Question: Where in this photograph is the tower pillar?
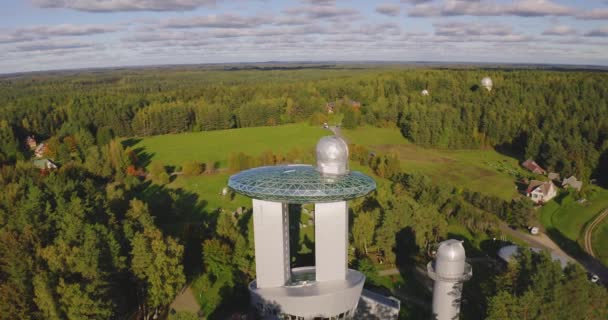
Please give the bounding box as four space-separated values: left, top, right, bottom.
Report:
252 199 291 288
314 201 348 282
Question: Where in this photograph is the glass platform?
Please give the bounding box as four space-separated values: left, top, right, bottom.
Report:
228 164 376 203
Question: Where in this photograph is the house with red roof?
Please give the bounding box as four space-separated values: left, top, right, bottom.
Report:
521 159 546 175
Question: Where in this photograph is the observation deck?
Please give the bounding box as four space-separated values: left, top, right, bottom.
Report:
228 164 376 204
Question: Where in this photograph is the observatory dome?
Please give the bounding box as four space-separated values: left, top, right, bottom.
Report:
481 77 493 90
436 239 466 262
316 136 349 176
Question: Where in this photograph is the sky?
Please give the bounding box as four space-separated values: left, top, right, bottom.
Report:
1 0 608 73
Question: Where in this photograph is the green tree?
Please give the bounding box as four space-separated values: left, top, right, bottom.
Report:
352 211 377 255
342 107 359 129
130 229 185 319
182 161 202 176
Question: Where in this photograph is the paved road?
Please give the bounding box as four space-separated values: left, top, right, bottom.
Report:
584 209 608 258
499 222 608 284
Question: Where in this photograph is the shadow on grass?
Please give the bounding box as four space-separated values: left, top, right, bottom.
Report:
131 146 155 169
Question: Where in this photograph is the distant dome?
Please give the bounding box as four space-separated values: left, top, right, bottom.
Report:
316 136 349 176
481 77 493 91
497 245 519 262
497 245 569 269
421 89 429 96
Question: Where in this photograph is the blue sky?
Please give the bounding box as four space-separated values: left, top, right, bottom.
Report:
1 0 607 73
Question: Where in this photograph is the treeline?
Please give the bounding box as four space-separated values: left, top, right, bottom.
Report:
1 68 606 184
399 173 535 229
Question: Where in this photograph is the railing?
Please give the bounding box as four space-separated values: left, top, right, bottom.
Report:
427 262 473 282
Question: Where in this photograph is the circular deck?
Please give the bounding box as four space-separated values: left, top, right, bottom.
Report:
228 164 376 203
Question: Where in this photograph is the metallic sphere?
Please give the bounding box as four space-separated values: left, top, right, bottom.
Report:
316 136 349 176
481 77 493 90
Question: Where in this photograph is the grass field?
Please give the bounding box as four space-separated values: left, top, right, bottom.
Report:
135 123 328 168
341 126 523 200
539 187 608 265
592 219 608 266
136 124 524 210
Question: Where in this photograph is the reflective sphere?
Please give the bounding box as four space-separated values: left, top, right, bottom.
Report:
481 77 493 90
316 136 349 176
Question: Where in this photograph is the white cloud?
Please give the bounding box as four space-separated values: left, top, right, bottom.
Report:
0 24 120 44
542 25 577 36
14 40 96 52
162 14 272 29
283 5 359 19
32 0 216 12
376 4 401 17
409 0 575 17
577 8 608 20
434 22 514 37
585 27 608 37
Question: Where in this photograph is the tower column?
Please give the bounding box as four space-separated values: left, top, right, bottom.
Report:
252 199 291 288
314 201 348 282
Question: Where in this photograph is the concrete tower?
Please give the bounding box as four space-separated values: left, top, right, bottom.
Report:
228 136 378 319
427 239 472 320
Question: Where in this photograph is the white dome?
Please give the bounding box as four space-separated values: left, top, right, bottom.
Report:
316 136 349 176
421 89 429 96
434 239 467 278
436 239 466 262
481 77 493 90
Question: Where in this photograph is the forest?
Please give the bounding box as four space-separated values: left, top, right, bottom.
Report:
1 67 607 184
0 66 607 319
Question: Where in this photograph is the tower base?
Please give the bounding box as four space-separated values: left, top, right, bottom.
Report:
250 267 364 319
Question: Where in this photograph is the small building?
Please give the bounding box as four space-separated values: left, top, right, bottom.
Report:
526 180 557 204
562 176 583 192
32 158 58 170
521 159 546 175
25 136 37 150
548 172 560 181
34 143 48 158
325 98 361 114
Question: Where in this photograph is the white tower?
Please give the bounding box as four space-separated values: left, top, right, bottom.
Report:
481 77 493 91
229 136 378 319
427 239 472 320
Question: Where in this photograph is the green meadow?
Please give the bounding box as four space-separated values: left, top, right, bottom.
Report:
134 124 527 212
135 123 329 168
342 126 524 200
592 220 608 266
539 187 608 264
